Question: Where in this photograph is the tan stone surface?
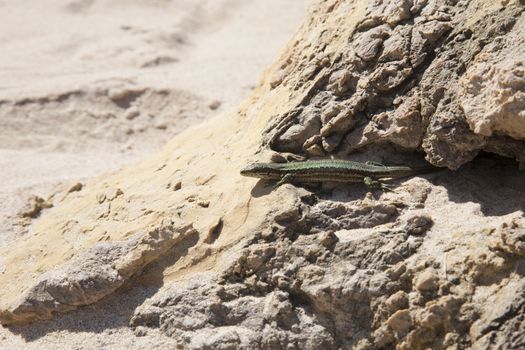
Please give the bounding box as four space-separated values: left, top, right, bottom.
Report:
2 0 525 349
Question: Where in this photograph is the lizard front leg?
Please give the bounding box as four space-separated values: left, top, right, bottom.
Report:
275 173 294 188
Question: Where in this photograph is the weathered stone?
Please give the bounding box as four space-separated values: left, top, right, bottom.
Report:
266 0 524 169
0 221 196 325
2 1 525 350
414 270 439 293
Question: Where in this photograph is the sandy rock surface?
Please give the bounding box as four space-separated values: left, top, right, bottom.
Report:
1 0 525 349
0 0 310 348
0 0 309 245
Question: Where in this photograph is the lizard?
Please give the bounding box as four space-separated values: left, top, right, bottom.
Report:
240 159 439 190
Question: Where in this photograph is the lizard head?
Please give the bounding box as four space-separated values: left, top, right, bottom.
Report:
240 162 282 179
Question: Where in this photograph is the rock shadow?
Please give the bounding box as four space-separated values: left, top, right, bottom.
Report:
436 157 525 217
246 155 524 217
250 179 273 198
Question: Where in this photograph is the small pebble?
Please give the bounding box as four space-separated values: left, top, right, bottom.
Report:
68 182 83 193
208 100 222 110
124 107 140 120
415 270 439 293
96 193 106 204
319 231 338 248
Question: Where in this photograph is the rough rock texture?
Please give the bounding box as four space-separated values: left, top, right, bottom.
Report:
128 187 525 349
2 0 525 349
264 0 525 169
460 17 525 141
130 188 435 349
0 220 196 325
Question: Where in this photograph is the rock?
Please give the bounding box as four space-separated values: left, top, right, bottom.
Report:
405 215 433 236
414 270 439 293
96 192 106 203
386 291 409 313
17 195 53 219
67 182 83 193
318 230 338 249
208 100 222 110
124 106 140 120
0 221 196 325
386 309 412 337
470 280 525 349
1 1 524 349
266 0 525 169
460 22 525 141
498 221 525 256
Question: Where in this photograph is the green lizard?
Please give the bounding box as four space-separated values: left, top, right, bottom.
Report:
240 159 438 190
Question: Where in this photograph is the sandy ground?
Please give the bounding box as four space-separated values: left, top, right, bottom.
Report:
0 0 310 243
0 0 309 348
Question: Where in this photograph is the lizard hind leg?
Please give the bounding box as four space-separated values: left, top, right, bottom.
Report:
363 176 394 192
363 176 381 189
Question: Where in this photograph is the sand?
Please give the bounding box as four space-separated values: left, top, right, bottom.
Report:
0 0 309 243
0 0 310 348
